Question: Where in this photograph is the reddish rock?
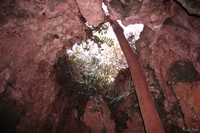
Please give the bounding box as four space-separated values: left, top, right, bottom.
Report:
173 82 200 129
0 0 200 132
176 0 200 16
135 0 200 131
76 0 104 27
113 68 145 133
106 0 170 29
82 96 115 133
0 0 85 132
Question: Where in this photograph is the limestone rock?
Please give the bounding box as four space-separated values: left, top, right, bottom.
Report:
176 0 200 16
76 0 104 27
135 1 200 131
1 0 200 132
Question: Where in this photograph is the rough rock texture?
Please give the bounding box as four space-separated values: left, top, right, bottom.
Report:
107 0 200 132
82 96 115 133
76 0 105 27
1 0 200 132
176 0 200 16
134 0 200 131
112 68 145 133
0 0 87 132
106 0 170 30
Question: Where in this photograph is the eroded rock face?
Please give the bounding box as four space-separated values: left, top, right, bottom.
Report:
76 0 105 27
176 0 200 16
0 0 86 132
82 96 115 133
135 0 200 131
106 0 170 30
1 0 200 132
107 0 200 131
112 68 145 133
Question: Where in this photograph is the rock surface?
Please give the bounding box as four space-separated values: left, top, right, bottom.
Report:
0 0 86 132
113 68 145 133
76 0 105 27
82 96 115 133
0 0 200 132
135 0 200 131
176 0 200 16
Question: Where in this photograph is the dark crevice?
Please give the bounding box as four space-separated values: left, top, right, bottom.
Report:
173 0 200 18
51 55 91 133
78 12 87 24
144 65 184 132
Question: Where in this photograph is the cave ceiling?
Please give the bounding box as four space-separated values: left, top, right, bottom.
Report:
0 0 200 132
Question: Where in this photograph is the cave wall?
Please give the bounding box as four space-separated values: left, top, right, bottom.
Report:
1 0 200 132
108 0 200 131
135 1 200 130
0 0 87 132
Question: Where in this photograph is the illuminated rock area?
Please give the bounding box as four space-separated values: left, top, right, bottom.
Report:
135 1 200 131
0 0 200 133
